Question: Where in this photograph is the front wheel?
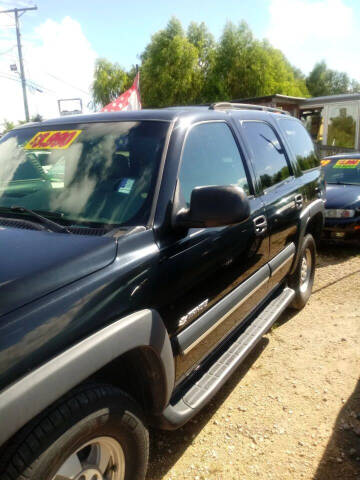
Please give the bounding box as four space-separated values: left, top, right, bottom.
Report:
0 384 149 480
288 233 316 310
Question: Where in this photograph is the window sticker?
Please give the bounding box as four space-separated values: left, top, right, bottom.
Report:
24 130 82 150
117 178 135 194
333 159 360 169
320 159 331 166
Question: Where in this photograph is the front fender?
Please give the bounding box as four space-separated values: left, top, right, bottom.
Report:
0 309 174 447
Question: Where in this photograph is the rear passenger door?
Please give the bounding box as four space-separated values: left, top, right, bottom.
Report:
240 120 303 288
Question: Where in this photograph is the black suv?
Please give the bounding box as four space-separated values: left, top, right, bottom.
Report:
0 103 324 480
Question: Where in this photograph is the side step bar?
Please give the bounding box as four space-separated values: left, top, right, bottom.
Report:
156 287 295 430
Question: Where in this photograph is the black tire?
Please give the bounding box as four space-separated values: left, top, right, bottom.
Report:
0 384 149 480
288 233 316 310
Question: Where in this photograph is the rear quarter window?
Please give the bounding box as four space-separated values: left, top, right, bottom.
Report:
279 118 319 171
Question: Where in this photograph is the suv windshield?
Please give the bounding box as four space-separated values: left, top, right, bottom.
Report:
322 157 360 186
0 121 168 227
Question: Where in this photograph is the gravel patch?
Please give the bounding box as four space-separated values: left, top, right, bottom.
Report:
147 244 360 480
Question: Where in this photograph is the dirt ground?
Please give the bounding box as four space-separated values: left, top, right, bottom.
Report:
147 244 360 480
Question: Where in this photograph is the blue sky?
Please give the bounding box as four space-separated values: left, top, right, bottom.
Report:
1 0 360 122
20 0 271 68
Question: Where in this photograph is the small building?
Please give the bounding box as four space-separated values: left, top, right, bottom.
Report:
236 93 360 157
233 94 306 118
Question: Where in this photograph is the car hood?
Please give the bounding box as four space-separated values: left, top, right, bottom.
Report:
0 227 117 317
325 184 360 209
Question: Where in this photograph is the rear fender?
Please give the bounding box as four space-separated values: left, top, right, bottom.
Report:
290 199 325 275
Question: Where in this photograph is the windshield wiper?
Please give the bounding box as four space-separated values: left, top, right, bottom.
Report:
8 206 70 233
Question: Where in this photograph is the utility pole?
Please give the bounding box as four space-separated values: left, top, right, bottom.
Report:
0 5 37 122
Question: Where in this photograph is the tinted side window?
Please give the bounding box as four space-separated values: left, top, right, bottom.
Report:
179 122 249 206
279 118 320 170
242 121 290 189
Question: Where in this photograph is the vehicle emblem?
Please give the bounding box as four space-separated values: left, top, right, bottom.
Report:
178 299 209 327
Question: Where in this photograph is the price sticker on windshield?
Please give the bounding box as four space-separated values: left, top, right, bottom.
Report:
320 159 331 166
24 130 82 150
333 159 360 169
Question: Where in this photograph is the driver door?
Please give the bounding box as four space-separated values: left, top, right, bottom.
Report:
156 121 269 383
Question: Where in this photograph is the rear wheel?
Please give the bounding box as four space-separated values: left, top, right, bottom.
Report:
288 233 316 310
0 384 149 480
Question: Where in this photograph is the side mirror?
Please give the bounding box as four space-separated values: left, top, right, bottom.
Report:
174 185 250 229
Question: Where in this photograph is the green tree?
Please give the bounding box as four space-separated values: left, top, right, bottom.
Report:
92 58 129 108
211 21 254 100
2 119 15 134
1 115 44 135
212 21 308 101
187 21 217 102
350 78 360 93
140 17 200 107
327 112 356 148
31 114 43 122
94 18 354 109
259 42 308 97
306 61 352 97
187 21 215 72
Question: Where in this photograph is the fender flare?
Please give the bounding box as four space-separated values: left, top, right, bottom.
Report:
0 309 174 447
290 198 325 275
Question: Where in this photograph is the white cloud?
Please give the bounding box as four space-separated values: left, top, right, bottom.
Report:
0 13 97 126
266 0 360 80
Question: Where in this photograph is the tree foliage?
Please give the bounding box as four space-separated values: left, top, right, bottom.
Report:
306 61 360 97
327 113 356 148
212 22 308 100
1 114 43 134
2 119 15 134
140 18 200 107
92 58 130 108
187 21 215 75
187 21 216 102
31 114 43 122
91 18 360 109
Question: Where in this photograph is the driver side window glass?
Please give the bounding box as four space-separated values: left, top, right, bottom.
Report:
179 122 249 207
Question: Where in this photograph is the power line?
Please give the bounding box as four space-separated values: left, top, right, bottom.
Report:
0 9 15 26
1 56 86 99
0 72 19 81
45 71 90 95
0 5 37 121
0 45 16 55
0 69 55 95
21 49 90 96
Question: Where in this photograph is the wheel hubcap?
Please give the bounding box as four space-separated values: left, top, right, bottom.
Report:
76 468 102 480
53 436 125 480
299 248 312 293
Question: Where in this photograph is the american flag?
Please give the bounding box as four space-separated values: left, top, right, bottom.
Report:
101 72 141 112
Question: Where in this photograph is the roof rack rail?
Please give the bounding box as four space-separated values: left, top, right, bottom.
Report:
209 102 289 115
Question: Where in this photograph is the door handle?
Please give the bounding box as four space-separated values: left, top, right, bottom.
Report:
253 215 267 236
294 194 303 209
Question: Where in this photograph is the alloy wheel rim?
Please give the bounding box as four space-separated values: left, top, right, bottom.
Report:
299 248 312 293
52 436 125 480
